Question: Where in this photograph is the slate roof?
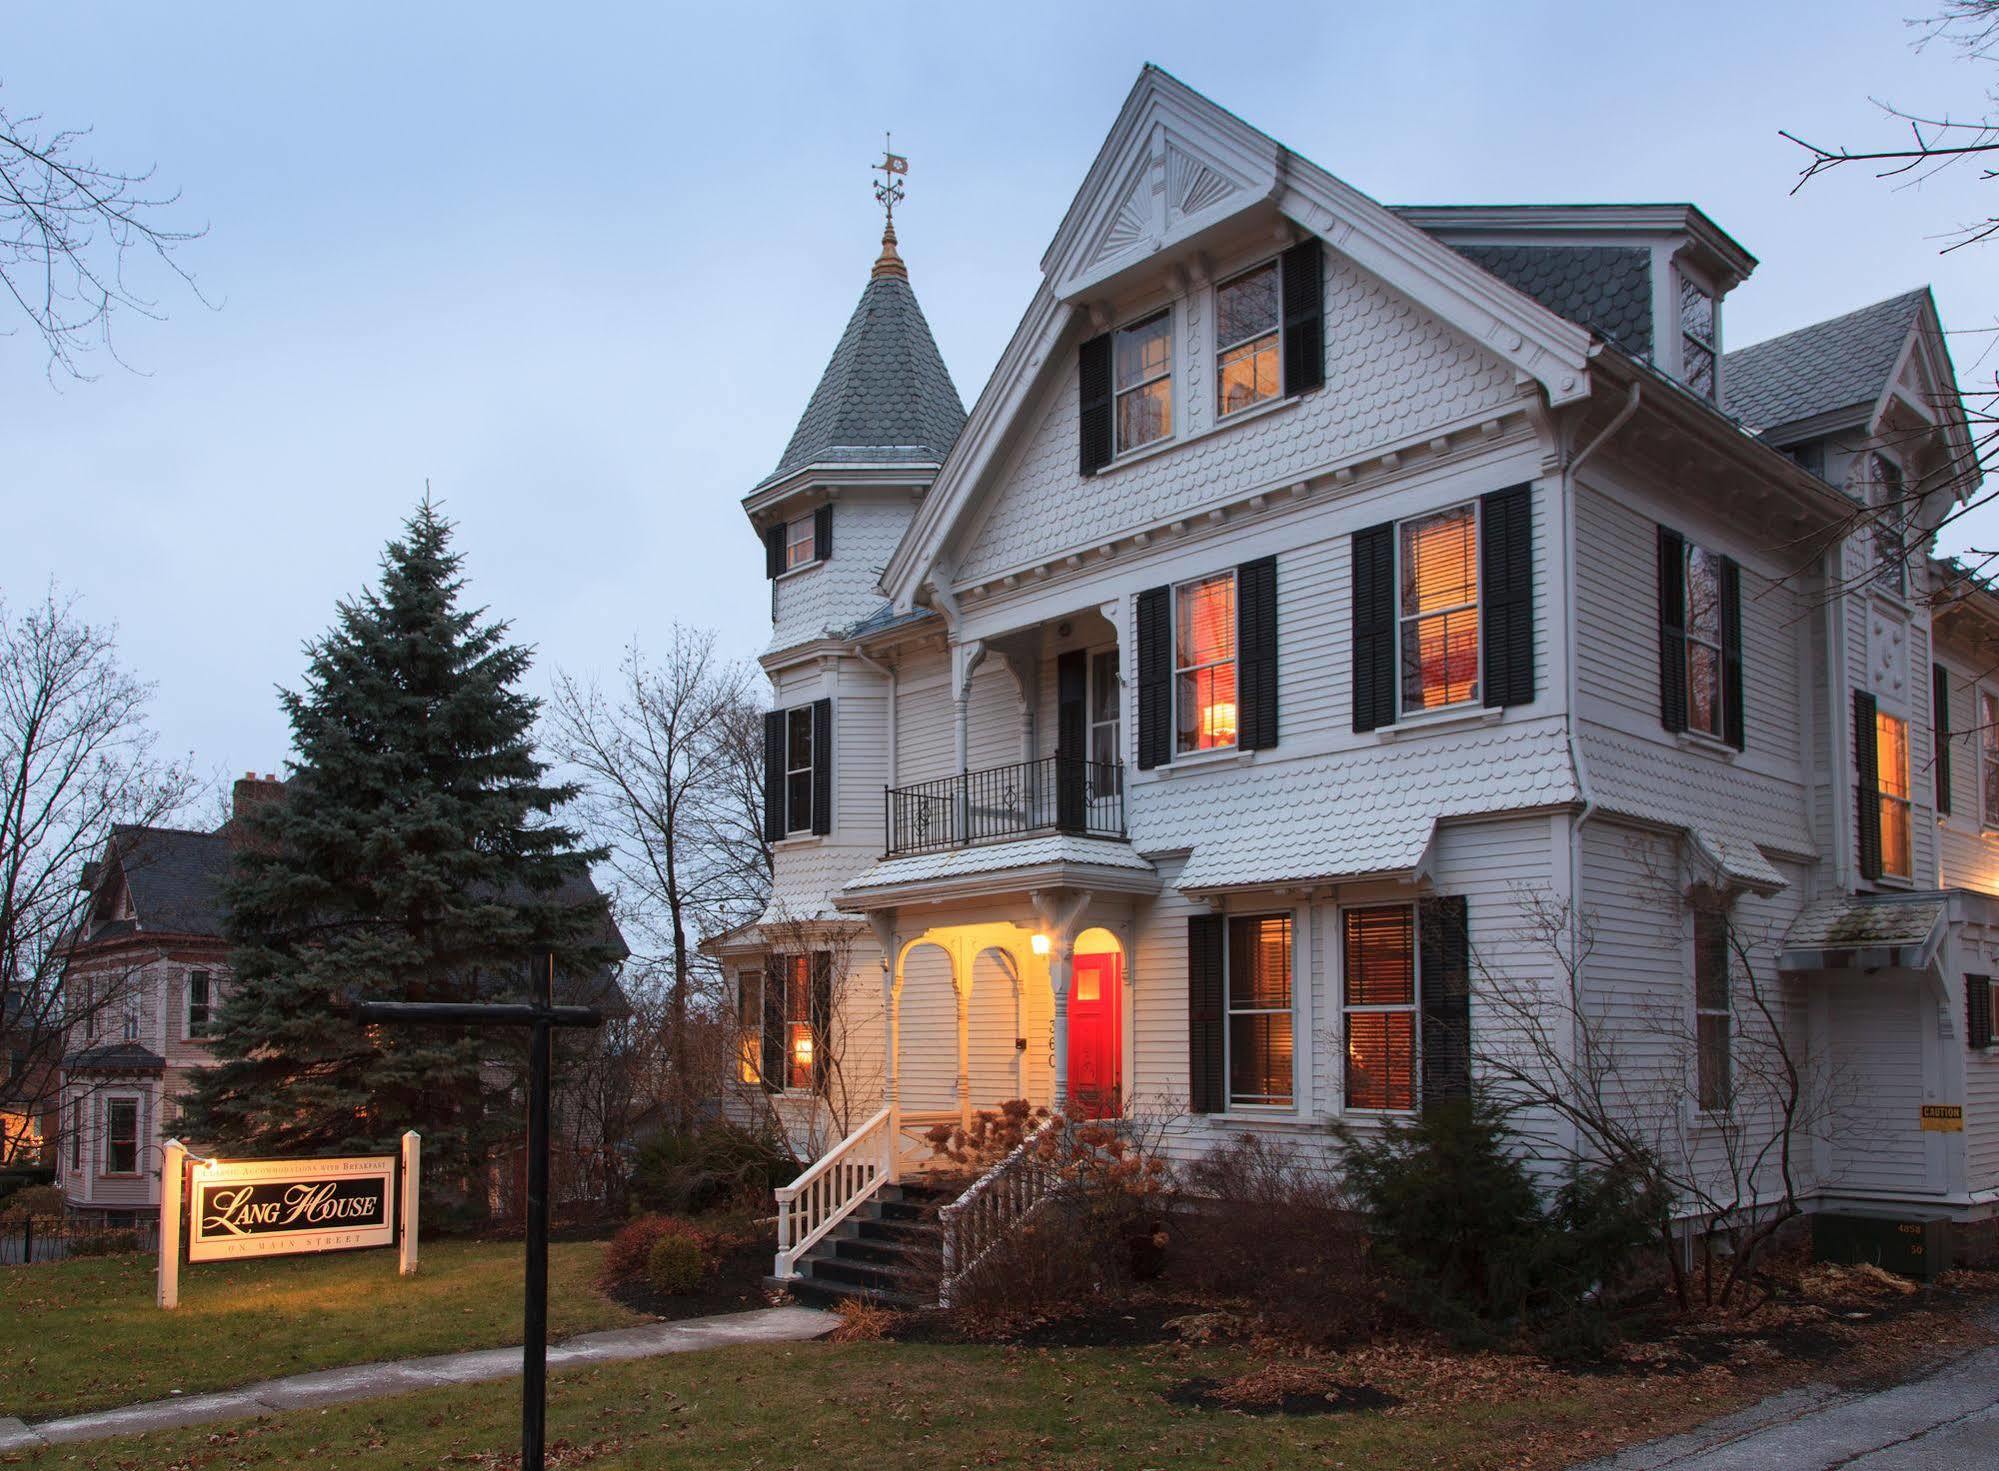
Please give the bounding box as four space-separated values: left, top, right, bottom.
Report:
1722 288 1930 437
1779 891 1948 972
61 1042 166 1074
109 826 234 937
1445 244 1654 358
758 255 966 490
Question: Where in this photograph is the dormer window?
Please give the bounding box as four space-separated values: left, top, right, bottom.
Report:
1114 311 1172 453
1679 275 1717 400
1216 261 1280 417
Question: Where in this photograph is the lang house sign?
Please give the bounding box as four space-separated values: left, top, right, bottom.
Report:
188 1154 396 1262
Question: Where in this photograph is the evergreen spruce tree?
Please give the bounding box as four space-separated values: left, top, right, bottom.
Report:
182 501 610 1204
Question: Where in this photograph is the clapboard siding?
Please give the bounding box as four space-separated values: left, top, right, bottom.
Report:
897 942 959 1114
1826 978 1933 1197
967 948 1023 1105
893 651 955 789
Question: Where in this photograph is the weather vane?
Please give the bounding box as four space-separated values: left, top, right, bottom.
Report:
873 133 908 225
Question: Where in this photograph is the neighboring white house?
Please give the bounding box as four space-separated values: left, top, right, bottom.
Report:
713 67 1995 1280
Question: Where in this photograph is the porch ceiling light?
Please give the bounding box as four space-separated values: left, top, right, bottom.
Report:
1030 933 1051 957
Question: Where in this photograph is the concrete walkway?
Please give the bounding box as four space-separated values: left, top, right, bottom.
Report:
0 1303 835 1453
1578 1309 1999 1470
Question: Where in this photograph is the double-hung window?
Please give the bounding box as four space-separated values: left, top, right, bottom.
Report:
1680 276 1717 399
1694 905 1732 1111
68 1099 81 1171
784 707 814 835
1684 541 1726 738
1877 709 1914 879
736 971 764 1085
1983 691 1999 829
186 971 211 1040
1343 906 1417 1111
1113 311 1172 453
1089 650 1121 795
1216 261 1280 416
104 1097 139 1175
785 515 816 572
1225 914 1293 1108
781 955 814 1091
1174 572 1237 753
1399 505 1481 713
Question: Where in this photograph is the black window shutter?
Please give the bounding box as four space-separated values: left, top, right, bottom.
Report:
764 524 786 580
810 952 833 1093
1056 650 1087 830
1479 484 1535 708
1657 526 1688 732
1855 691 1882 881
1967 976 1994 1050
1934 663 1953 816
1136 586 1171 769
1187 914 1225 1113
1279 236 1325 396
1351 522 1395 731
762 710 786 843
810 698 833 837
1078 332 1114 476
812 504 833 563
1418 895 1471 1108
760 969 785 1093
1237 555 1279 749
1720 556 1745 750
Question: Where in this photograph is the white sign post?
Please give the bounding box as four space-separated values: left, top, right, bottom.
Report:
158 1138 186 1310
399 1130 421 1276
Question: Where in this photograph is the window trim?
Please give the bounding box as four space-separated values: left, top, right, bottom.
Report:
184 969 212 1041
101 1093 141 1178
1214 258 1282 421
1111 308 1174 456
1982 688 1999 833
1340 902 1420 1116
1222 911 1297 1112
1693 904 1733 1114
782 514 817 575
1395 500 1484 719
1877 708 1915 881
783 705 814 837
1172 569 1239 756
779 953 817 1095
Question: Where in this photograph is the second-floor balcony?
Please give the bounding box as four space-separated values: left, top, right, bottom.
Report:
884 756 1126 858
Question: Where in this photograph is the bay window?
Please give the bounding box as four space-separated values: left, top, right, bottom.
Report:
1877 709 1913 879
1175 572 1238 753
736 971 764 1085
781 955 814 1091
1399 505 1481 712
1684 541 1726 738
1225 914 1293 1108
104 1096 139 1175
1216 261 1280 416
1343 906 1417 1111
1113 311 1172 453
1694 905 1732 1111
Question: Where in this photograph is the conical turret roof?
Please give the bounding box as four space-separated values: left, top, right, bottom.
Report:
758 224 966 489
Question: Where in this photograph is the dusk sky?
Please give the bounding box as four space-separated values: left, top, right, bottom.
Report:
6 1 1995 800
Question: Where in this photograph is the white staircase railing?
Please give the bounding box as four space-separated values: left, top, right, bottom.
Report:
937 1116 1062 1307
773 1105 893 1280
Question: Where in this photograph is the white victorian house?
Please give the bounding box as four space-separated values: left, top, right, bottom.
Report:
712 67 1996 1299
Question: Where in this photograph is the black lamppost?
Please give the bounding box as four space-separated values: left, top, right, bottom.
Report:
354 954 601 1471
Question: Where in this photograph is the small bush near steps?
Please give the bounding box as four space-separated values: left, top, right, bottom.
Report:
645 1233 707 1295
600 1215 714 1291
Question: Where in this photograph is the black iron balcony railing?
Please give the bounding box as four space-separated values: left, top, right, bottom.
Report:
884 756 1126 858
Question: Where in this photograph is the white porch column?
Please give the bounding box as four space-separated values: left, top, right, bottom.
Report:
1049 936 1075 1116
955 977 973 1132
868 910 902 1181
952 642 987 842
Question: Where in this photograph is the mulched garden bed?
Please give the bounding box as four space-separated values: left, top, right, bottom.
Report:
604 1231 778 1321
1167 1370 1402 1416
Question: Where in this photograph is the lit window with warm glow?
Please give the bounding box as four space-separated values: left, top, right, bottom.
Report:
1226 914 1293 1108
1216 261 1280 416
1398 505 1480 713
785 956 815 1091
1175 572 1237 754
1114 311 1172 453
1877 710 1913 879
1343 906 1416 1112
736 971 763 1085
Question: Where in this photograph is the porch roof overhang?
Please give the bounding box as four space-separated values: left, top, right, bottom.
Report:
833 835 1159 914
1778 891 1953 975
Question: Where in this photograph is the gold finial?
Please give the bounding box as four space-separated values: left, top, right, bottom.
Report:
871 134 910 281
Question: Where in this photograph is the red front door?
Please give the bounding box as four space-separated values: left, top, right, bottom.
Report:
1067 952 1122 1118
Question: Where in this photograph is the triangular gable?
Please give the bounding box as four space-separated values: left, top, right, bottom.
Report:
881 65 1594 610
1873 291 1981 506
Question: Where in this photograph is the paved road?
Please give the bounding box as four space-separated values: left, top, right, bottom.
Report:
1579 1311 1999 1470
0 1303 835 1452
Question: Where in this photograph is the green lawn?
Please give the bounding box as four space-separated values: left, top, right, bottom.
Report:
0 1338 1666 1471
0 1238 640 1420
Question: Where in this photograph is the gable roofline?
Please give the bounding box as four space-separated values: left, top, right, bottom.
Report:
1392 203 1757 290
1877 291 1981 507
880 66 1594 609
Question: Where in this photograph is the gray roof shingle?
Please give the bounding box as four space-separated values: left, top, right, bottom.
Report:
1445 244 1654 358
760 265 966 489
1722 288 1930 437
